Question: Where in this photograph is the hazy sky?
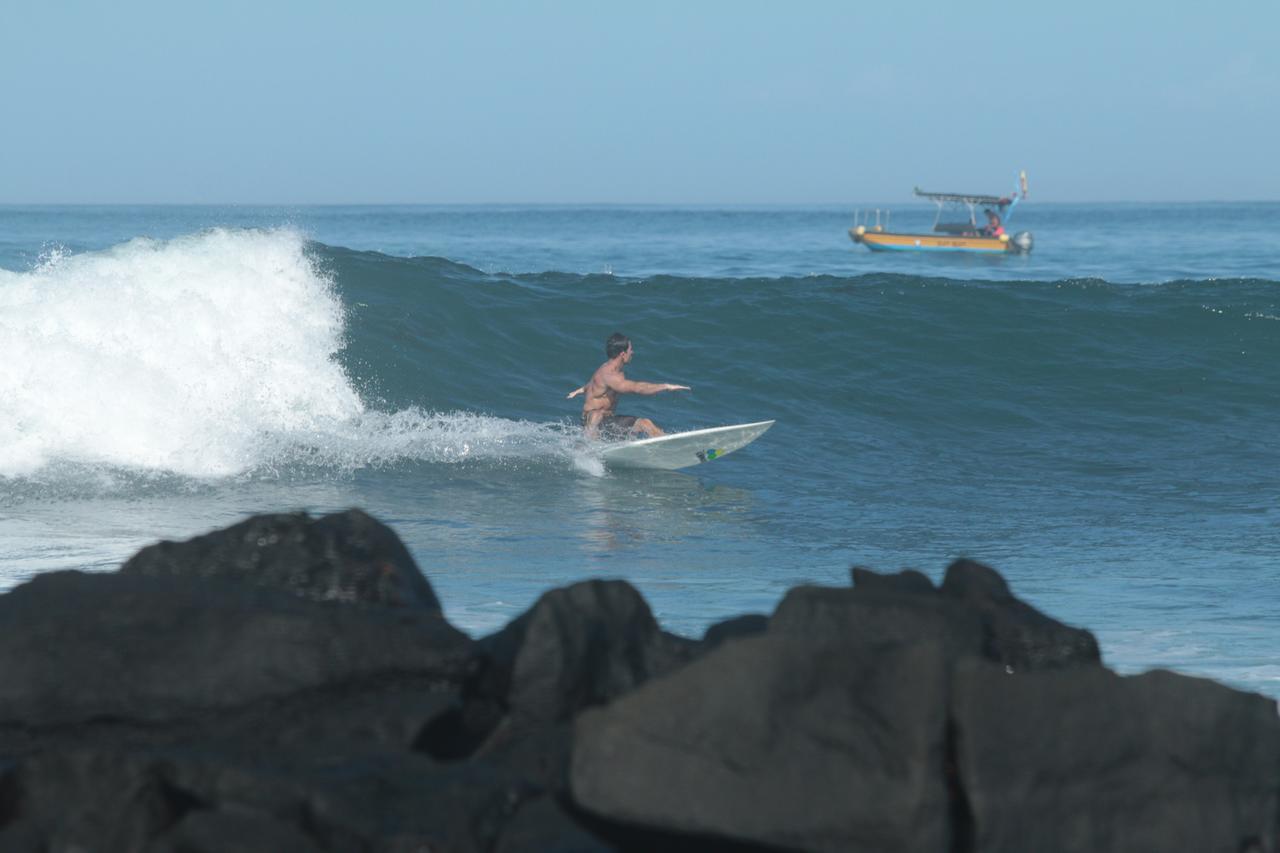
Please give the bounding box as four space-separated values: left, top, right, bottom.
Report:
4 1 1276 203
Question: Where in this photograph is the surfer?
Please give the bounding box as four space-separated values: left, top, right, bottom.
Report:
567 333 690 439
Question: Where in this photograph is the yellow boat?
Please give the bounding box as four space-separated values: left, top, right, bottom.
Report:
850 171 1033 255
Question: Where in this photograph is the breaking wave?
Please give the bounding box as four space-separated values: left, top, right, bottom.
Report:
0 229 581 485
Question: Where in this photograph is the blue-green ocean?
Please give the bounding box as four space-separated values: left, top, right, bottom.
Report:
2 203 1278 696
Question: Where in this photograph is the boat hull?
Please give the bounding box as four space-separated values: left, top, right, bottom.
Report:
849 228 1019 254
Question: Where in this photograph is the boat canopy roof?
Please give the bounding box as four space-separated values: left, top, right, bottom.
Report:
913 188 1013 206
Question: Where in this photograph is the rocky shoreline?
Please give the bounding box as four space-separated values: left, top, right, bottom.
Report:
1 509 1275 852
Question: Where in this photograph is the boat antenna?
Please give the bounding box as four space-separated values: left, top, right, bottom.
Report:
1020 170 1029 199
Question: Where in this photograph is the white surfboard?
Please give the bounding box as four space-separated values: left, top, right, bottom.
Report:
600 420 775 470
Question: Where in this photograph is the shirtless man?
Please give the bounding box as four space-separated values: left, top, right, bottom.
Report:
567 333 690 439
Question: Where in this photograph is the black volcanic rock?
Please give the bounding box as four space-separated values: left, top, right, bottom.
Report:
771 582 987 657
837 560 1101 672
493 794 615 853
701 613 769 649
0 749 197 853
207 679 462 756
2 509 1274 853
463 580 699 793
1 746 555 853
940 558 1101 671
0 570 475 727
571 631 952 852
476 579 698 727
850 565 936 595
150 808 320 853
121 509 440 609
952 661 1280 853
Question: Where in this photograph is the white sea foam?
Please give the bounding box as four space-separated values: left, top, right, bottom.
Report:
0 229 580 482
253 408 585 473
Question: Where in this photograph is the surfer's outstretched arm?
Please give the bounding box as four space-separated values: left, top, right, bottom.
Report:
566 386 585 399
608 378 690 395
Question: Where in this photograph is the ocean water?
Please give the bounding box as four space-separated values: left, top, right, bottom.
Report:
2 203 1278 696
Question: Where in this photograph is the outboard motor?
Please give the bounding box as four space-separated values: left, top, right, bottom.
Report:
1011 231 1034 253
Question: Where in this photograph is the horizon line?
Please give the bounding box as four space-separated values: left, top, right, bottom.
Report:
2 198 1279 207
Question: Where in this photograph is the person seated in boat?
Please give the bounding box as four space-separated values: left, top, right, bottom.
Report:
566 332 690 439
982 209 1006 237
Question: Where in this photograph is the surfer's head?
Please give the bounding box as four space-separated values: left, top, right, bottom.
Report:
606 333 632 360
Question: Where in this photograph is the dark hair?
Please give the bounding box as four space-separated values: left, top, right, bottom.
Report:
606 333 631 359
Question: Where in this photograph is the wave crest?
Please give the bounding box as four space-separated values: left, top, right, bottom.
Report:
0 229 361 478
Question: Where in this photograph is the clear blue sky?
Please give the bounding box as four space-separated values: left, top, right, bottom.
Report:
4 1 1276 203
